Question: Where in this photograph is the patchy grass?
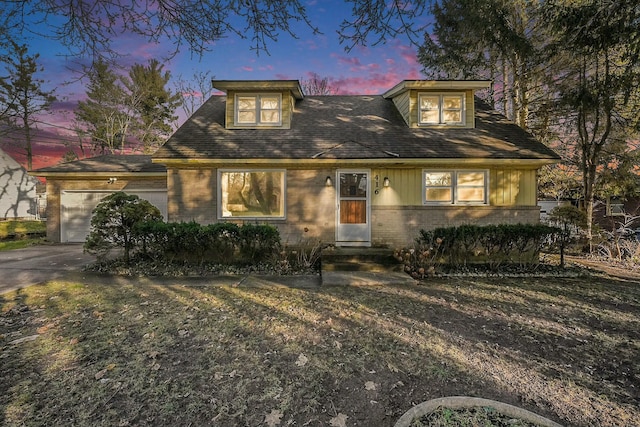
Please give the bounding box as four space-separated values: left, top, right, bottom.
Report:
1 274 638 426
0 221 46 238
0 221 46 251
410 406 539 426
0 238 46 252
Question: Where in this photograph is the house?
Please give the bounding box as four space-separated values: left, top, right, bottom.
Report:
34 79 560 247
0 147 40 220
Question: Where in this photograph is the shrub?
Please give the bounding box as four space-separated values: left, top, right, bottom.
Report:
404 223 560 276
238 223 281 263
134 220 279 265
84 192 163 264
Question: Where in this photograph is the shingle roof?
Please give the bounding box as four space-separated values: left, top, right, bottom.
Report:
33 154 166 174
154 94 559 162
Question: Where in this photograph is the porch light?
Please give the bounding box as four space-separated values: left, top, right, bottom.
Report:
383 177 390 187
108 177 118 184
325 176 333 187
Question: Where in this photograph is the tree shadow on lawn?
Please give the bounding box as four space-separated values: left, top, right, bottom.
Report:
1 275 638 427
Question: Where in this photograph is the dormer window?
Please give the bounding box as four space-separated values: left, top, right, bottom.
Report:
236 94 282 126
418 93 465 125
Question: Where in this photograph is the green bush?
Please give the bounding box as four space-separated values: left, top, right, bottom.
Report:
135 220 279 265
402 223 560 276
84 192 163 264
238 223 281 263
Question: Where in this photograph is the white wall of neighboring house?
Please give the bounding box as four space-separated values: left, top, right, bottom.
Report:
0 147 39 219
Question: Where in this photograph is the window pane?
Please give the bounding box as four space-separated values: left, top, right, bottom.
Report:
339 173 367 197
425 172 451 186
426 188 452 202
421 110 439 123
420 96 439 109
443 111 461 123
238 111 256 123
261 110 280 123
457 172 485 186
238 97 256 109
443 96 461 109
457 187 485 202
261 97 279 109
220 171 284 218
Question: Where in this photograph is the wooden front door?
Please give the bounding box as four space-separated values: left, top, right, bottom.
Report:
336 170 371 246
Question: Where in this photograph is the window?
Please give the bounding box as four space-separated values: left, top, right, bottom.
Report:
219 170 285 218
424 170 488 205
418 93 464 125
606 197 625 216
236 94 281 125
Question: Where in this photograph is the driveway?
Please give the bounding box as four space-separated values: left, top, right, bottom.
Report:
0 244 96 294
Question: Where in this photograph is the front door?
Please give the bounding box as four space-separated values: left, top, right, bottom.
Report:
336 170 371 246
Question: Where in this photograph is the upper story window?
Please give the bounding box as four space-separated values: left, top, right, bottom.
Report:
236 94 282 126
418 93 465 125
424 170 488 205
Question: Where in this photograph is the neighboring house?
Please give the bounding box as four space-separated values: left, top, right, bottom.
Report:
33 155 167 242
594 196 640 234
33 79 560 246
0 147 39 220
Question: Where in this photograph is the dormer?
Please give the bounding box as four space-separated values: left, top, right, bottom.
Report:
383 80 491 129
212 80 304 130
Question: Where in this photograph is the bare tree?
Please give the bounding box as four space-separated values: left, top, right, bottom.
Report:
301 73 337 95
2 1 433 60
174 71 215 120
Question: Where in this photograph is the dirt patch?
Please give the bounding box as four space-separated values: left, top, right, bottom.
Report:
1 268 638 426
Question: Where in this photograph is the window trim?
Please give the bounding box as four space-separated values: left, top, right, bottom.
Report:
234 93 282 126
418 93 465 126
218 169 287 219
423 169 489 205
606 197 625 217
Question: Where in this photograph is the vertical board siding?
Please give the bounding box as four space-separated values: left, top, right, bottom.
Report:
490 169 537 206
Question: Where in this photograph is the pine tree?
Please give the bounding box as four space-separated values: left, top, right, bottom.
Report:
0 41 56 170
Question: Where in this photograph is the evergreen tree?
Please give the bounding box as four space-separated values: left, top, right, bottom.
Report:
123 59 182 153
75 59 181 154
0 41 56 170
544 0 640 246
75 59 130 155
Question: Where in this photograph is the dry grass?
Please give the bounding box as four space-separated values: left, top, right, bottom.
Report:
1 272 638 426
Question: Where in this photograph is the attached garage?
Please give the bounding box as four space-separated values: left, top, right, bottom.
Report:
31 155 167 243
61 190 168 243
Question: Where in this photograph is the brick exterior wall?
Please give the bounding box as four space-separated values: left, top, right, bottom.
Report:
371 205 541 248
167 168 217 224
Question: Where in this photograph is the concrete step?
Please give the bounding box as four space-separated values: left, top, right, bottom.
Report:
320 247 415 286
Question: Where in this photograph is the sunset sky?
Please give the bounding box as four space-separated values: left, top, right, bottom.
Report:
2 1 427 169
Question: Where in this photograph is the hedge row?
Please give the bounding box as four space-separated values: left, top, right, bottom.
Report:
398 224 560 276
137 221 281 264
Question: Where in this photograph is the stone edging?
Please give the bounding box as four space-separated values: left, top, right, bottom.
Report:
394 396 563 427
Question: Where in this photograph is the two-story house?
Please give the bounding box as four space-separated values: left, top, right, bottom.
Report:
34 79 559 246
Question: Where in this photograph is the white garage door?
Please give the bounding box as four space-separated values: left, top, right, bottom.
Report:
61 190 168 243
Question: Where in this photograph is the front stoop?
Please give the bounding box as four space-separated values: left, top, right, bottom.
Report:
320 247 417 286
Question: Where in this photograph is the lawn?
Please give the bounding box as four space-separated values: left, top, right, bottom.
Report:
1 272 638 426
0 221 46 251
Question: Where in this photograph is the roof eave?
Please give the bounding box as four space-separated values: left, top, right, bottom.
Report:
383 80 493 99
153 157 558 168
212 79 304 100
30 171 167 178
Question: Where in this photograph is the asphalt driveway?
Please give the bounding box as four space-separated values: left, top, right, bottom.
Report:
0 244 95 294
